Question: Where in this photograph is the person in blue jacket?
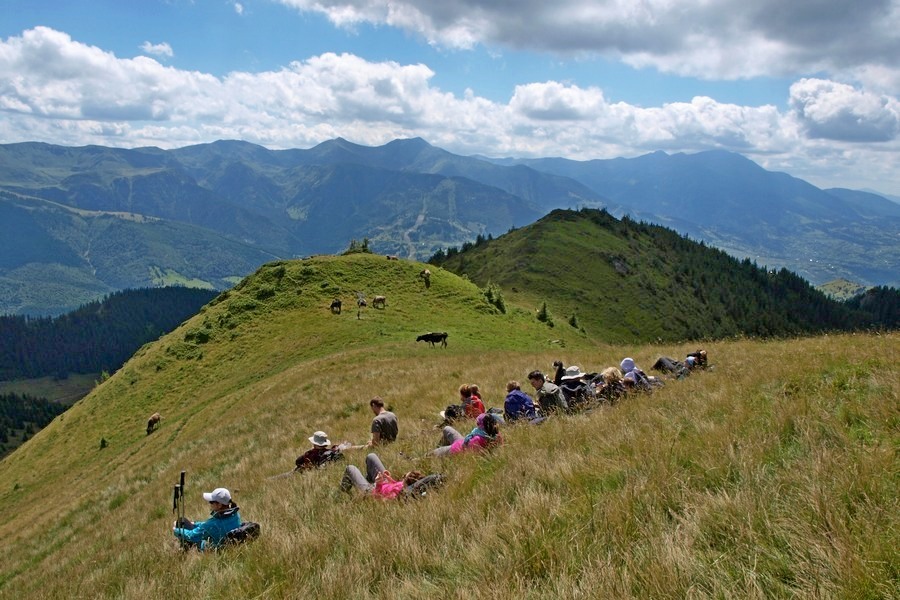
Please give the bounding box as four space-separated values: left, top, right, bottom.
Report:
173 487 241 551
503 380 538 421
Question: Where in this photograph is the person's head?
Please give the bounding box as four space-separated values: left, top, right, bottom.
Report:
600 367 622 384
477 412 501 436
308 430 331 448
202 487 232 510
506 380 520 393
552 360 563 370
527 370 545 389
469 384 480 397
458 384 472 399
370 396 385 414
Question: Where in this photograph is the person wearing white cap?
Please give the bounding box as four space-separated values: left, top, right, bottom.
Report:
172 487 241 551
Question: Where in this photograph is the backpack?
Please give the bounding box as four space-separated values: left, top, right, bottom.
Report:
224 521 260 545
400 474 446 500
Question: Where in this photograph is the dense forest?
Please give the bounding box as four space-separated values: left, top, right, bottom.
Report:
429 209 899 340
0 287 218 381
0 392 67 458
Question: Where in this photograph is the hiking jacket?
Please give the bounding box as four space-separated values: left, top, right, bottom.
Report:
535 381 568 413
504 389 537 420
173 505 241 551
295 446 342 470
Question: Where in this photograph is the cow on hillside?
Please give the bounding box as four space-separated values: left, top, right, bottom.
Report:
416 332 448 348
146 412 161 435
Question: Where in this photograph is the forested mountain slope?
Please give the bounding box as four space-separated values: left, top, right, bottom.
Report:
430 208 895 342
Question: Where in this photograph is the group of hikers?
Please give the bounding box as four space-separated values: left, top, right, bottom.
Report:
173 349 709 550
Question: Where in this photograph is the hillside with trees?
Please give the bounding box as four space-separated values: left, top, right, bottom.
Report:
0 287 218 381
429 208 897 342
0 254 895 598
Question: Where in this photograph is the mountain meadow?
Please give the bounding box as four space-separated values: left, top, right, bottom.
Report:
0 253 896 599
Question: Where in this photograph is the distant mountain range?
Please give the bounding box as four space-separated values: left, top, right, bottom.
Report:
1 138 896 315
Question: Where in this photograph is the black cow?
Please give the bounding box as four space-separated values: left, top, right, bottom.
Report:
330 298 342 314
416 332 448 348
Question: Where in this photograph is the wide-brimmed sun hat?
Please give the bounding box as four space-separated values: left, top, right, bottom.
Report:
309 431 331 446
561 365 586 380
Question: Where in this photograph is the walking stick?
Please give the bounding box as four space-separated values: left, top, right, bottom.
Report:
173 470 188 550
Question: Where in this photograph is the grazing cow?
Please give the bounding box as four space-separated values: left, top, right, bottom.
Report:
330 298 342 314
373 295 386 309
419 269 432 289
386 255 399 260
146 412 161 435
416 332 448 348
357 298 367 308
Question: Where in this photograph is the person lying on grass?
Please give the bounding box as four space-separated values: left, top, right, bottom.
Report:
340 453 427 499
295 430 347 471
429 412 503 457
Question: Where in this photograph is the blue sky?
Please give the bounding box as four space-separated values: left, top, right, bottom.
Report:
1 0 899 196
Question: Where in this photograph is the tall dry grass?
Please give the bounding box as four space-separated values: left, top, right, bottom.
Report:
1 333 897 599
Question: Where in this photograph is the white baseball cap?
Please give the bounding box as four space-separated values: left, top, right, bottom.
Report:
202 487 232 504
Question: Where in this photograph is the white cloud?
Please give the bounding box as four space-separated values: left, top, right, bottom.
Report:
0 27 898 195
233 2 244 16
140 41 173 58
790 78 900 142
275 0 900 86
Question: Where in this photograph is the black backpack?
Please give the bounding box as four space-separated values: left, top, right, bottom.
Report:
401 474 446 500
224 521 260 545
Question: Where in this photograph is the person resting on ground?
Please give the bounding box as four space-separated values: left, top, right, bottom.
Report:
459 384 485 418
620 357 659 390
595 367 626 403
368 396 398 446
295 430 346 471
173 487 241 551
527 370 568 414
340 453 428 500
429 412 503 457
504 380 538 421
686 349 708 369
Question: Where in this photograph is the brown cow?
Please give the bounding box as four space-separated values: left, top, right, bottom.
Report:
146 412 161 435
373 295 386 309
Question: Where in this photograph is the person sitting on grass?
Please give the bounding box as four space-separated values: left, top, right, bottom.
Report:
459 384 485 418
429 412 503 457
340 453 427 500
527 370 568 414
367 396 399 447
173 487 241 551
503 380 538 422
295 430 345 471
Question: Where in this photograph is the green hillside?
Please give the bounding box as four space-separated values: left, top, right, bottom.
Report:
430 209 885 343
0 254 896 599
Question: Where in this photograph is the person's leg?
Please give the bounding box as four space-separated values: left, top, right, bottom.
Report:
341 465 373 493
365 453 387 483
440 426 463 446
430 444 454 457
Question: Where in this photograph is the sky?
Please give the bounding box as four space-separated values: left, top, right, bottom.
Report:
1 0 899 197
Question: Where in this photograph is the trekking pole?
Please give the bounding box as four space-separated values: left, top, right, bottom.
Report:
178 470 186 525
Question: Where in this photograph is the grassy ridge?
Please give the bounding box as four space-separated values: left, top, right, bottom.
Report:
0 255 896 598
433 209 884 343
